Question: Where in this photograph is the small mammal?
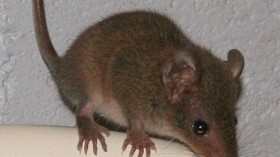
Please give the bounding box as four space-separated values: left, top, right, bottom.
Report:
33 0 244 157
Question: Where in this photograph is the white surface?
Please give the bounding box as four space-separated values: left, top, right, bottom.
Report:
0 0 279 156
0 125 194 157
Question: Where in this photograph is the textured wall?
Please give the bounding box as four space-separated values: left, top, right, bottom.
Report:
0 0 279 156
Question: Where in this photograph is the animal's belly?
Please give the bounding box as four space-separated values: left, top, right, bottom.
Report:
90 92 127 126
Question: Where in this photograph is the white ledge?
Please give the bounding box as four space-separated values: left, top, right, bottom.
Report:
0 125 194 157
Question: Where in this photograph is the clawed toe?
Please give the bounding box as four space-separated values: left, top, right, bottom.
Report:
77 122 110 155
122 132 156 157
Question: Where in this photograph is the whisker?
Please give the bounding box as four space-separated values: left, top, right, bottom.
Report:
239 142 264 156
237 122 266 157
239 134 256 151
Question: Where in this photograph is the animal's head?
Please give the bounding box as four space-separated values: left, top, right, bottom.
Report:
162 49 244 157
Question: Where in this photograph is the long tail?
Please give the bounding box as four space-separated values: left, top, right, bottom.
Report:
33 0 58 72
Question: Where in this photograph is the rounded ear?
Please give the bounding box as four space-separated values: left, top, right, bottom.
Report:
161 51 199 103
226 49 244 78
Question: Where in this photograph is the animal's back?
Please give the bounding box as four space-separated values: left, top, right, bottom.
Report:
64 11 189 63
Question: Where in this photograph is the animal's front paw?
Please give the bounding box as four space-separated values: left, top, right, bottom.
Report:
77 122 110 155
122 131 156 157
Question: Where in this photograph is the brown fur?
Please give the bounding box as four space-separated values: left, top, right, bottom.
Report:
33 1 244 157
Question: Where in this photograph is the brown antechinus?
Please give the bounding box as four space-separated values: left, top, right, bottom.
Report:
33 0 244 157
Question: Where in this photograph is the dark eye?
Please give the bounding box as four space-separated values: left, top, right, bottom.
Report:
192 119 209 136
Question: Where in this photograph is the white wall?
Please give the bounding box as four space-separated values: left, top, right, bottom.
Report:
1 0 279 156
